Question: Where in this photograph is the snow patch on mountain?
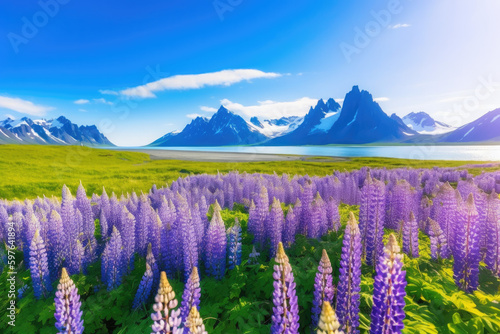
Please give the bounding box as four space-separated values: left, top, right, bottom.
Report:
310 111 340 134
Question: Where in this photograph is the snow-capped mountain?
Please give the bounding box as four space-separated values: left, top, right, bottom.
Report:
440 108 500 143
0 116 114 146
402 111 454 134
265 98 341 145
249 116 304 138
149 106 267 146
323 86 417 143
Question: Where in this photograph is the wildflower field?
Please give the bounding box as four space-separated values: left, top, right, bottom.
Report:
0 146 500 333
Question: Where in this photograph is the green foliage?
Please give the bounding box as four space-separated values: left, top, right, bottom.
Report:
0 144 494 200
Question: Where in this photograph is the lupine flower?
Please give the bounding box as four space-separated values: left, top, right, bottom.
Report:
180 267 201 324
102 226 124 291
310 192 327 239
454 194 481 293
370 234 407 334
132 263 154 309
185 306 207 334
47 210 65 280
317 301 344 334
136 194 153 256
54 268 84 334
119 206 136 270
312 249 335 329
359 174 386 266
248 245 260 265
147 243 160 296
29 230 52 299
17 285 29 300
428 218 448 261
204 202 226 279
68 239 85 275
283 206 298 248
336 212 361 334
271 242 300 334
402 212 419 258
151 271 182 334
431 183 457 258
326 196 341 232
227 218 242 269
253 187 269 247
268 198 284 257
485 191 500 274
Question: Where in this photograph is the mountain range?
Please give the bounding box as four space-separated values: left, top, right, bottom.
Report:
0 116 113 146
152 85 500 146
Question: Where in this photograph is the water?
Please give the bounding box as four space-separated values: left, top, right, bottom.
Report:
114 145 500 161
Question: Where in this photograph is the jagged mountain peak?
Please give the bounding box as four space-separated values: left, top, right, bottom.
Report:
402 111 453 134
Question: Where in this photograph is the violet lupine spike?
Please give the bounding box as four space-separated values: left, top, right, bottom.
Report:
47 210 65 280
75 182 94 242
359 174 386 266
370 234 407 334
283 206 298 248
185 306 207 334
402 212 419 258
151 271 182 334
254 187 269 248
453 194 481 293
132 263 154 309
29 229 52 299
431 182 456 258
428 218 448 261
227 218 242 269
147 243 160 296
180 266 201 325
310 192 327 239
136 194 152 256
204 202 226 279
336 212 361 334
119 206 136 271
54 268 84 334
68 239 85 275
177 193 198 281
268 198 284 257
317 301 344 334
311 249 335 330
102 226 125 291
99 210 109 239
326 196 341 232
485 192 500 273
271 242 300 334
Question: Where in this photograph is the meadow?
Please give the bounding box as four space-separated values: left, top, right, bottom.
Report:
0 145 499 334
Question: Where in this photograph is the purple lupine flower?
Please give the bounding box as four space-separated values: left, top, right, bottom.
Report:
317 301 344 334
47 210 65 280
268 198 284 257
312 249 335 329
132 263 154 309
310 192 327 239
147 243 160 293
204 202 226 279
428 218 448 261
454 194 481 293
485 191 500 273
227 218 242 269
99 210 109 239
68 239 85 275
254 187 269 248
431 183 457 258
248 245 260 265
299 181 314 235
54 268 84 334
150 212 163 264
402 212 419 258
102 226 124 291
119 206 136 270
23 210 40 267
326 196 341 232
191 203 205 254
271 242 300 334
75 182 94 242
176 193 198 281
337 212 361 334
359 174 386 266
370 234 407 334
29 230 52 299
151 271 182 334
136 194 152 256
185 306 207 334
283 206 298 248
180 266 201 324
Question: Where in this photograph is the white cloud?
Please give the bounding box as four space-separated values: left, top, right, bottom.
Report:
0 95 53 116
374 97 390 102
389 23 411 29
99 89 119 96
120 69 282 98
93 98 113 105
219 97 320 119
200 106 218 113
74 99 90 105
5 113 15 120
78 109 87 112
186 113 206 119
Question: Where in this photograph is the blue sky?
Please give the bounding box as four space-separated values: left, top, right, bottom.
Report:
1 0 500 146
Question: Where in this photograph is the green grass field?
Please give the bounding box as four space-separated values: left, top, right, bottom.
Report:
0 145 496 200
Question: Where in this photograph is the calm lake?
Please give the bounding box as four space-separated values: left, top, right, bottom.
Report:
117 145 500 161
